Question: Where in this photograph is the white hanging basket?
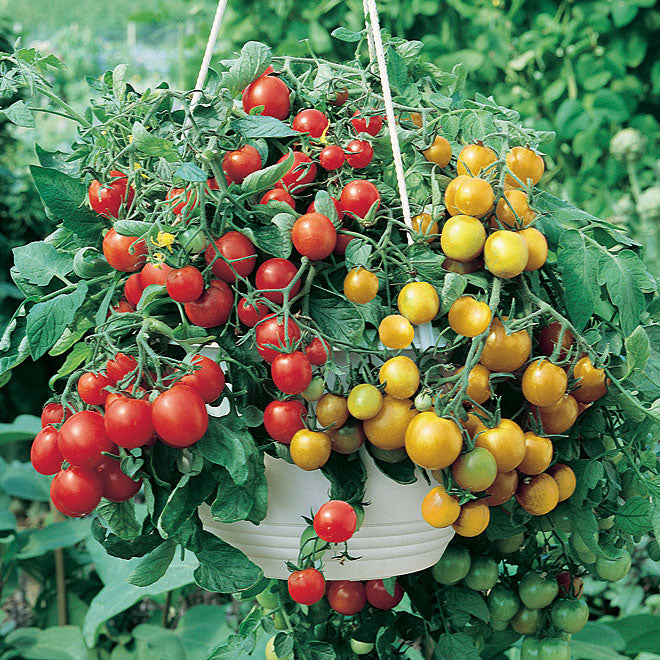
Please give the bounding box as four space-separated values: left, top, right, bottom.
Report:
197 341 454 581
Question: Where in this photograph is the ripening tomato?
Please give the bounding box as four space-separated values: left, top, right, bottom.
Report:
505 147 545 188
453 177 494 217
237 297 269 327
474 418 526 472
379 315 414 349
423 136 452 167
288 567 325 605
328 420 365 454
451 447 497 492
290 429 332 470
291 213 337 260
140 262 172 288
124 272 144 307
405 412 463 470
88 171 134 217
179 354 225 403
345 140 373 168
31 426 63 475
106 352 138 385
480 317 531 372
111 299 134 314
77 371 112 405
522 359 567 407
330 87 348 106
327 580 367 615
440 215 486 262
222 145 262 184
306 196 344 222
411 213 439 242
41 402 69 428
456 144 497 177
292 109 329 137
315 394 349 431
351 110 383 136
102 229 147 272
205 231 257 282
255 315 302 363
448 296 492 337
333 233 355 255
319 145 345 170
344 267 379 304
271 351 312 395
275 152 317 192
166 265 204 303
397 281 439 325
58 411 114 470
97 458 141 502
363 395 417 450
365 579 404 609
305 337 331 365
314 500 357 543
347 384 382 420
242 75 290 120
255 258 301 304
166 187 194 216
264 400 307 444
340 180 380 219
152 385 208 447
51 466 103 517
259 188 296 209
104 396 154 449
184 279 233 328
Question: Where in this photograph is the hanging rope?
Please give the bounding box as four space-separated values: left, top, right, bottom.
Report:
190 0 229 111
363 0 413 231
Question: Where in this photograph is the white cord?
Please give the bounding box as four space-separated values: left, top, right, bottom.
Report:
363 0 413 232
190 0 229 111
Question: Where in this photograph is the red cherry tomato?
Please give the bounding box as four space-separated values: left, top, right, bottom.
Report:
166 266 204 303
41 402 69 428
259 188 296 209
237 297 270 327
333 233 356 255
255 314 302 363
106 353 138 386
184 279 234 328
31 426 63 475
97 458 142 502
288 568 325 605
124 272 144 307
305 337 332 365
263 400 308 444
103 396 154 449
51 466 103 517
166 187 195 216
140 262 172 288
255 258 301 304
345 140 374 168
351 111 383 137
222 145 262 184
58 411 114 469
111 299 134 314
306 197 344 222
77 371 112 405
179 354 225 403
88 171 134 218
365 579 404 609
292 109 329 137
103 228 147 272
151 385 208 447
291 213 337 260
326 580 367 615
340 180 380 219
319 145 346 171
242 76 290 120
271 352 312 395
330 88 349 106
313 500 357 543
275 152 317 192
204 231 257 282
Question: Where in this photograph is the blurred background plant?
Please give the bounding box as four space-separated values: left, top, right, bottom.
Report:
0 0 659 656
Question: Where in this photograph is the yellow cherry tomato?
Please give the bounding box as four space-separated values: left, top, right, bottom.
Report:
520 227 548 271
456 144 497 177
422 485 461 528
505 147 545 188
448 296 492 337
379 314 415 349
444 175 470 215
441 214 487 262
483 230 529 278
397 281 439 324
363 395 418 449
379 356 420 400
495 190 535 228
344 267 379 304
411 213 439 243
347 383 383 420
290 430 332 470
405 412 463 470
454 177 495 217
423 136 452 167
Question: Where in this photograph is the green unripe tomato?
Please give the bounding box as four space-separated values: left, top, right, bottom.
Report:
549 506 574 533
370 445 408 463
550 598 589 634
521 637 540 660
596 549 632 582
179 227 207 253
265 636 293 660
432 545 471 585
302 377 325 402
538 637 570 660
510 607 542 635
489 617 510 631
463 556 499 592
518 571 559 609
350 639 375 655
256 582 280 610
487 585 521 621
598 515 614 530
569 533 597 564
496 533 525 554
414 392 434 412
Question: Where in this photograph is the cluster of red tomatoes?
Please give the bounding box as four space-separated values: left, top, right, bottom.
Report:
32 352 224 517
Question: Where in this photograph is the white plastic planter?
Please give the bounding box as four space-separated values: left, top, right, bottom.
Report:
198 327 454 581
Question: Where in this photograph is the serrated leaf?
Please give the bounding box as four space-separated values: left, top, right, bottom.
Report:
435 632 481 660
0 99 35 127
246 213 295 259
174 162 208 182
132 121 180 162
127 539 176 587
113 220 154 237
440 272 467 315
345 239 373 269
614 496 652 535
112 63 128 100
443 587 490 622
241 152 292 194
230 115 299 138
625 326 650 378
12 241 73 287
221 41 271 96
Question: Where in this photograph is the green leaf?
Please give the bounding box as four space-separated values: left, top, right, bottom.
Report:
241 151 292 194
96 500 141 540
30 166 104 240
17 518 90 559
572 507 606 557
175 605 235 659
624 326 650 378
0 99 35 127
131 121 180 162
13 241 73 287
435 632 481 660
113 219 154 237
35 144 80 176
0 461 51 501
26 281 88 359
174 162 208 182
127 538 176 587
409 245 446 281
443 587 490 622
247 213 295 259
0 316 30 376
331 27 363 42
345 239 373 270
614 496 652 534
5 625 90 660
321 452 367 504
49 318 93 356
556 230 601 331
112 63 128 100
221 41 271 96
49 342 90 386
485 505 527 540
439 272 468 315
0 414 41 445
597 250 648 336
231 115 300 138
